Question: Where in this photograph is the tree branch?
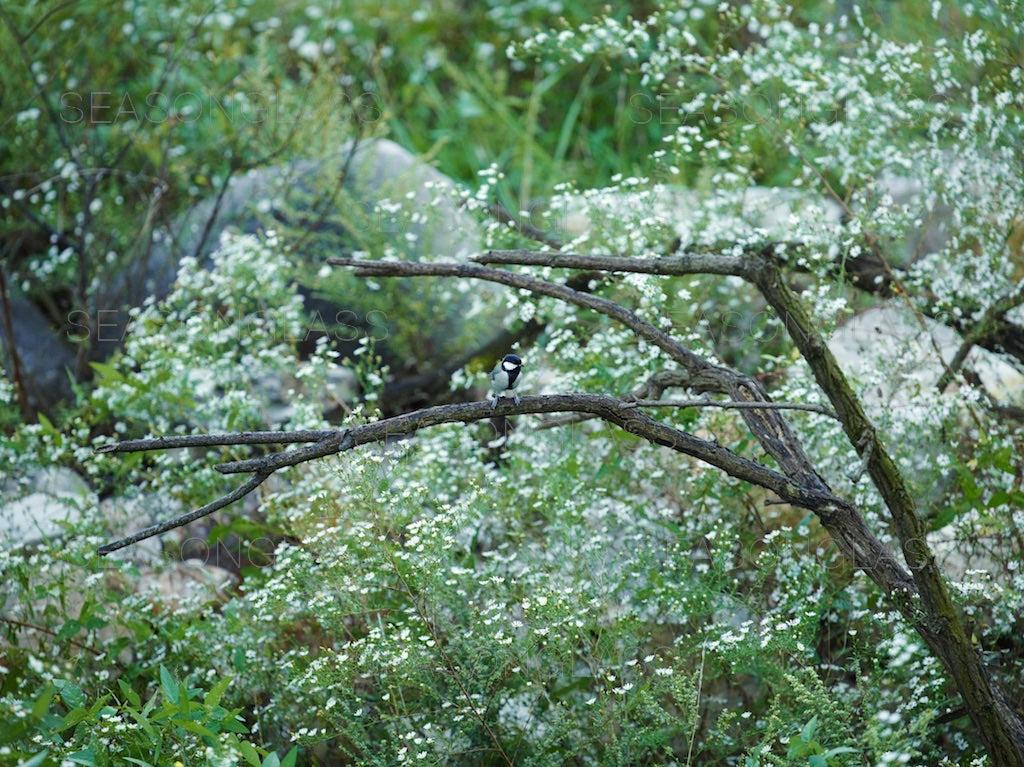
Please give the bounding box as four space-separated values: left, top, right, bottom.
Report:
97 471 271 555
936 282 1024 392
486 204 564 251
626 398 839 419
467 245 1024 763
96 394 899 588
476 248 751 278
327 256 831 496
95 429 337 454
747 255 1024 763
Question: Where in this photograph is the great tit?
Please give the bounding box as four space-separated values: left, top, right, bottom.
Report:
489 354 523 408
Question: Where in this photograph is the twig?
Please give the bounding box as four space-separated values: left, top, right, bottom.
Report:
97 471 270 555
847 428 875 484
95 429 336 454
936 282 1024 393
0 617 105 658
475 248 750 277
0 265 32 418
626 398 838 419
486 203 564 250
685 643 706 767
95 394 850 555
328 256 831 495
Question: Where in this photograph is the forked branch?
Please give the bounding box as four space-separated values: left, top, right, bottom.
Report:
96 394 843 555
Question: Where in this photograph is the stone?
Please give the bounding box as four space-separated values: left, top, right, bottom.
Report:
0 466 89 547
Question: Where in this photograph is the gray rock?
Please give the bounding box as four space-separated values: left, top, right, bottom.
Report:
95 138 484 366
0 296 76 410
830 304 1024 412
0 467 89 546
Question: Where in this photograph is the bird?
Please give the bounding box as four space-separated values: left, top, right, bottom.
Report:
489 354 523 408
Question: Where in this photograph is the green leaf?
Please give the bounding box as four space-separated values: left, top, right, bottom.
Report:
141 688 158 718
800 715 819 742
281 747 299 767
31 684 57 720
809 755 827 767
986 489 1011 508
66 747 98 765
88 361 127 384
260 753 281 767
126 704 158 740
204 675 232 709
159 666 180 705
959 468 981 502
36 411 60 440
991 444 1016 474
55 679 86 709
177 719 217 739
239 741 263 767
60 707 91 731
17 750 50 767
223 716 251 734
124 759 156 767
118 678 141 709
56 618 82 644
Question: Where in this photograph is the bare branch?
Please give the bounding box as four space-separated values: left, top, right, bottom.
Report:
537 395 838 430
95 429 336 454
748 254 1024 761
936 281 1024 392
627 398 839 419
467 243 1024 763
97 471 270 555
476 248 752 277
327 256 831 496
486 204 564 250
95 394 858 557
329 256 713 374
479 246 1024 373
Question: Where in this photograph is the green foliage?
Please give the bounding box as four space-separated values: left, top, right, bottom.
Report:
3 0 1024 765
0 665 293 766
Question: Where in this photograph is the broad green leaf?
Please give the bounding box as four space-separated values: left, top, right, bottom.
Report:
55 618 82 644
800 715 819 742
31 684 56 720
239 741 262 767
59 707 90 731
55 680 86 709
159 665 180 705
66 747 98 765
118 678 141 708
88 361 127 384
204 674 233 709
177 719 217 739
17 750 50 767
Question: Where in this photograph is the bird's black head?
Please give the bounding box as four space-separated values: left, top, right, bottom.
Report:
502 354 522 370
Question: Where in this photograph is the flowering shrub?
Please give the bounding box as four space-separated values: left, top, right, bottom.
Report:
3 0 1024 765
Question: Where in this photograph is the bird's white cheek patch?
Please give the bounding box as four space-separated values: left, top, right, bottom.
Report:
502 361 517 371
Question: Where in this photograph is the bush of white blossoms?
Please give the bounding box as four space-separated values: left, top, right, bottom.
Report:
2 1 1023 765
